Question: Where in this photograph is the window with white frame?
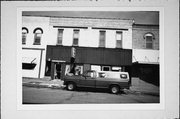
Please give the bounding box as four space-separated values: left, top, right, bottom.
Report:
144 33 154 49
116 31 122 48
22 27 28 45
73 29 79 46
57 29 64 45
33 27 43 45
99 30 106 47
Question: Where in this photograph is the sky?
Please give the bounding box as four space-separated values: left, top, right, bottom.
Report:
23 11 159 25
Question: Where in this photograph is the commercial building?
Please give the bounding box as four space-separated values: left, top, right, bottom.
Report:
22 16 133 80
132 24 159 86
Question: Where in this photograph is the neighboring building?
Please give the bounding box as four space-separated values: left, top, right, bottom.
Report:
22 17 49 78
132 24 159 86
22 16 133 80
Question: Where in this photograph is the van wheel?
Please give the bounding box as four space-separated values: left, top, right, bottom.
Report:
110 85 120 94
67 83 75 91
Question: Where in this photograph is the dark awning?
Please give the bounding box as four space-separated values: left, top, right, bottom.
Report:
46 45 132 66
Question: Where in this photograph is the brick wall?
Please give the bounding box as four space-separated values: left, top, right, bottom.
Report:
50 17 133 29
132 24 159 50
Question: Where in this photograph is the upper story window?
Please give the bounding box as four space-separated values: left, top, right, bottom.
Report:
73 29 79 46
33 27 43 45
144 33 154 49
99 30 106 47
57 29 64 45
22 27 29 45
116 31 122 48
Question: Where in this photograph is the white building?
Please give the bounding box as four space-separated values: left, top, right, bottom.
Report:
22 16 133 78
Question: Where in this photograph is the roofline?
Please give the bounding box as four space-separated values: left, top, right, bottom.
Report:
133 23 159 27
22 15 134 21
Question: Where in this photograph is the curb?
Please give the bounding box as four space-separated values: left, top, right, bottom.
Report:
23 82 159 96
124 89 159 96
23 82 65 89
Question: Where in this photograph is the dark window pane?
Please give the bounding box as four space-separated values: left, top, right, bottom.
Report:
116 31 122 48
146 36 153 49
73 38 78 46
73 30 79 46
34 33 41 45
22 33 26 44
99 31 106 47
146 43 153 49
57 38 62 44
116 40 122 48
146 36 152 42
57 29 63 45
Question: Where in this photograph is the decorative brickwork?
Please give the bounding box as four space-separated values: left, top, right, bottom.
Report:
50 17 133 29
132 24 159 50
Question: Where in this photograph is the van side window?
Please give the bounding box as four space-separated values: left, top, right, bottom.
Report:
98 73 106 78
120 74 127 79
85 71 94 78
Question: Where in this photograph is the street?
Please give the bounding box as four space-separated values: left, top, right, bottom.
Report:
23 86 159 104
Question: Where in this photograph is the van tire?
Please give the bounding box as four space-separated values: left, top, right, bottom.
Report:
67 82 76 91
110 85 120 94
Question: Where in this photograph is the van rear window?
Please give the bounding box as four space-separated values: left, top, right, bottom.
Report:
120 74 127 79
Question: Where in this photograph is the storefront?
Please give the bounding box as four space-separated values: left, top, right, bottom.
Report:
45 45 132 83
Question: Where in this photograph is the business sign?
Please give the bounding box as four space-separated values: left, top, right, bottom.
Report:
71 47 76 58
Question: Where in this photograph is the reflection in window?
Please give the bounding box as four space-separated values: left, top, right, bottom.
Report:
86 72 94 77
33 27 43 45
22 27 28 45
98 73 106 78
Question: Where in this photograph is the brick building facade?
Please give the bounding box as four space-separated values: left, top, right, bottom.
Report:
132 24 159 86
132 24 159 50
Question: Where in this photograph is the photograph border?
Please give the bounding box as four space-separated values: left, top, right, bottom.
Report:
17 6 164 110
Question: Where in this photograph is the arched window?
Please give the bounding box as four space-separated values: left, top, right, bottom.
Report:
33 27 43 45
144 33 155 49
22 27 29 45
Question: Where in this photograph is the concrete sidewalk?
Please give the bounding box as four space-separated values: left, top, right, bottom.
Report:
23 77 64 89
129 77 159 96
23 77 159 96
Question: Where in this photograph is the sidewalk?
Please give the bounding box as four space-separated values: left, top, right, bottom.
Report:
22 77 159 96
23 77 64 89
129 77 159 96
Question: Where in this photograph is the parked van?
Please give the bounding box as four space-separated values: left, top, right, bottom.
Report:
63 70 130 94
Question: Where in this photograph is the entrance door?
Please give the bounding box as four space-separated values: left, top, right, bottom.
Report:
55 63 61 79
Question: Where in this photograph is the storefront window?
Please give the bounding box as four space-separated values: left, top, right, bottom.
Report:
102 66 111 71
65 64 83 76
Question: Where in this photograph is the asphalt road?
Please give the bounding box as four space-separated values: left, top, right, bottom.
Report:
23 86 159 104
